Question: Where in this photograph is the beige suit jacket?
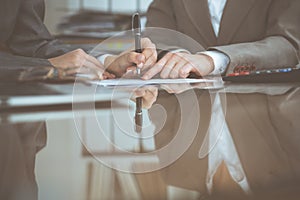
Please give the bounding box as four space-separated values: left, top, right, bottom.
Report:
146 0 300 75
150 87 300 198
147 1 300 198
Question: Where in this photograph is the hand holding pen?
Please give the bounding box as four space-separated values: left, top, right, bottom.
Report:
132 14 158 77
102 37 157 78
131 13 158 133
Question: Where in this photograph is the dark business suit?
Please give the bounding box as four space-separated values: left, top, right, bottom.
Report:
0 123 47 200
0 1 68 199
0 0 69 59
146 0 300 198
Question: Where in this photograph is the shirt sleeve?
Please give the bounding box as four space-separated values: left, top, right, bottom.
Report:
199 50 229 75
98 54 113 66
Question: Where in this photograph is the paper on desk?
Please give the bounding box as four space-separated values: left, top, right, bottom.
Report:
90 78 217 87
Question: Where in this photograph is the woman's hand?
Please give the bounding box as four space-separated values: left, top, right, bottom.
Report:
104 38 157 77
141 52 214 80
48 49 115 79
132 86 158 109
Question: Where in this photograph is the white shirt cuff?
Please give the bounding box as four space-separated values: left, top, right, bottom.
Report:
98 54 112 66
200 51 229 75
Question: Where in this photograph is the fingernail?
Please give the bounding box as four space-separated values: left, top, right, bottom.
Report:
98 73 103 80
126 68 133 73
137 63 143 68
142 75 149 80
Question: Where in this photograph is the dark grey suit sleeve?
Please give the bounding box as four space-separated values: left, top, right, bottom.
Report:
7 0 70 58
0 52 51 66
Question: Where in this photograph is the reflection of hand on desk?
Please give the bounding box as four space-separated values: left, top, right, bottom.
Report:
131 86 158 109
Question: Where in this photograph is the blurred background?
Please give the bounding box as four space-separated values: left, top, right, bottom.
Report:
45 0 153 35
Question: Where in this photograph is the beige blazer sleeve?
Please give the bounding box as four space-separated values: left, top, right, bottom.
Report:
146 0 300 75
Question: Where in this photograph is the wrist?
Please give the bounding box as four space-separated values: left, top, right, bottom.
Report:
48 58 57 67
104 55 116 67
199 51 229 75
197 53 215 74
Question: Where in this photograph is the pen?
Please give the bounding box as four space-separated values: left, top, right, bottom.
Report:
132 13 143 134
132 13 142 75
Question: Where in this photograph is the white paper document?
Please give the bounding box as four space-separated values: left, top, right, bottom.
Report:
90 78 217 87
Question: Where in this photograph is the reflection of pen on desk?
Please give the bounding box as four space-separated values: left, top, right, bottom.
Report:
135 96 143 133
132 13 143 134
